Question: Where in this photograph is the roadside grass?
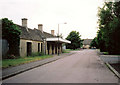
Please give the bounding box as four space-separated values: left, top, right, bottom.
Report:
103 52 120 56
66 49 81 51
62 49 70 53
71 49 81 51
103 52 109 55
62 49 81 53
2 55 53 69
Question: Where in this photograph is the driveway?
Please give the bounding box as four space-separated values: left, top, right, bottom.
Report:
3 49 119 83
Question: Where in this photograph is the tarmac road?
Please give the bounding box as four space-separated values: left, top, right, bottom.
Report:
3 49 119 83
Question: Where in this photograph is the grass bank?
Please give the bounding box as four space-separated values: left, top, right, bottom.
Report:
2 55 53 69
62 49 81 53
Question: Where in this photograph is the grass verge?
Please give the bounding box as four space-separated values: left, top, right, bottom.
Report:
2 55 53 69
62 49 70 53
103 52 109 55
62 49 82 53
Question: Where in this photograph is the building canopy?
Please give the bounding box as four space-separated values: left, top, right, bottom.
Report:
46 38 71 43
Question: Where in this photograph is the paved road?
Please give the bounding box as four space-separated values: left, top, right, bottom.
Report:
3 49 119 83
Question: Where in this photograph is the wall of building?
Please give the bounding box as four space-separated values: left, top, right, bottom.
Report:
1 39 9 57
20 39 63 57
83 45 90 49
20 39 26 57
20 39 43 57
49 44 52 55
46 42 62 55
46 43 62 55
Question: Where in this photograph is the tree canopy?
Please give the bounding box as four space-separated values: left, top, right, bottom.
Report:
91 1 120 54
66 31 83 50
2 18 21 58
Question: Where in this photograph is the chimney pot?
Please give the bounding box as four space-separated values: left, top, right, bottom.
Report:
22 18 27 27
38 24 43 33
51 30 54 36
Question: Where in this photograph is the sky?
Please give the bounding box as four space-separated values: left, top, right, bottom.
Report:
0 0 104 39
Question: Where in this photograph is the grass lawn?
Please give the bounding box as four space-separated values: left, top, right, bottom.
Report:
62 49 71 53
62 49 74 53
103 52 109 55
103 52 120 56
62 49 81 53
2 55 53 69
67 49 81 51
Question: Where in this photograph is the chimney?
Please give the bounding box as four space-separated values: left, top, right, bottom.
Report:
22 18 27 27
51 30 54 36
38 24 43 33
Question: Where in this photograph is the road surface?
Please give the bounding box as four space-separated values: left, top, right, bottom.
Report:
3 49 119 83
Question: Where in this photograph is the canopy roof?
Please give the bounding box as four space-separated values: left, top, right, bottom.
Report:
46 38 71 43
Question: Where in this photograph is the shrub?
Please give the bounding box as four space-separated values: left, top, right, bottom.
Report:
31 52 44 57
62 49 69 53
7 54 16 59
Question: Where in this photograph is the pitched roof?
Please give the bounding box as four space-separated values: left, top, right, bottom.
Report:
83 39 93 45
17 25 57 41
43 31 57 38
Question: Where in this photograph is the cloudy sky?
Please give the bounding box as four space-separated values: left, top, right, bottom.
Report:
0 0 104 39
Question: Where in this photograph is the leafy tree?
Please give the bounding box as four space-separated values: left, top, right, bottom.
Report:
66 31 83 50
2 18 21 58
97 1 120 54
96 29 107 52
90 37 98 48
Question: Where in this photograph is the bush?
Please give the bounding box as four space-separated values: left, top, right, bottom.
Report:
62 49 70 53
31 52 44 57
6 54 17 59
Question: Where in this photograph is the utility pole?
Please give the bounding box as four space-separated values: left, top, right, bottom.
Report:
57 22 67 56
58 24 59 56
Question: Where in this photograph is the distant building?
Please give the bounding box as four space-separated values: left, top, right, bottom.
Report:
83 39 93 49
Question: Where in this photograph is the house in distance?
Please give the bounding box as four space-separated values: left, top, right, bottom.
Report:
82 39 93 49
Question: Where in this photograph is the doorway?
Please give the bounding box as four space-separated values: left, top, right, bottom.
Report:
27 42 32 56
52 44 54 54
47 43 50 55
38 43 40 52
41 43 43 53
55 45 57 54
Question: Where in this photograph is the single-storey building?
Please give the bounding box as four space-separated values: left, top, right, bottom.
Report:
83 39 93 49
18 18 70 57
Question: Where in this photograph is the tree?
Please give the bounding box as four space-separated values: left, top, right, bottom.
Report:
66 31 83 50
2 18 21 58
90 37 98 48
97 1 120 54
96 29 107 52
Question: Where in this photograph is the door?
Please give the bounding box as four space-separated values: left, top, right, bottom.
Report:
55 45 57 54
41 43 43 53
52 44 54 54
27 42 32 56
47 43 50 55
